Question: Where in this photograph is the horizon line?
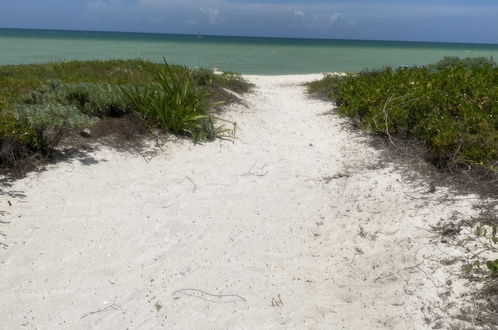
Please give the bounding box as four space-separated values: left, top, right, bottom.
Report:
1 26 498 47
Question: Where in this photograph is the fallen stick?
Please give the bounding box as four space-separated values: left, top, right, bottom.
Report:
172 288 247 304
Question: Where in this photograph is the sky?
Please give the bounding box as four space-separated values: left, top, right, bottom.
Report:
1 0 498 43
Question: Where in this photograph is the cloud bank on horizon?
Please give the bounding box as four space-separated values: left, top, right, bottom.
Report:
2 0 498 43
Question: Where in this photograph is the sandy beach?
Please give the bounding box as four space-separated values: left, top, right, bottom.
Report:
0 74 486 329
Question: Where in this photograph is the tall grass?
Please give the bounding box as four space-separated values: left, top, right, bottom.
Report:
123 62 223 142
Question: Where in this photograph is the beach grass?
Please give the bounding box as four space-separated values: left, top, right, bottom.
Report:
0 59 251 175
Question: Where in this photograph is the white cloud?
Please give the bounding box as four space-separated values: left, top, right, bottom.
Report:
328 13 341 25
199 7 220 25
291 9 342 30
85 0 348 36
294 10 305 17
88 0 124 12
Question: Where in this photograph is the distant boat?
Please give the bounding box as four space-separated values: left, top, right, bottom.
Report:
197 32 203 39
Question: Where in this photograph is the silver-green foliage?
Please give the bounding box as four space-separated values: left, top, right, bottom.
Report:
15 103 97 148
25 81 130 117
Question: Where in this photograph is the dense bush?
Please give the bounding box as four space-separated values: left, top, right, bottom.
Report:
309 57 498 171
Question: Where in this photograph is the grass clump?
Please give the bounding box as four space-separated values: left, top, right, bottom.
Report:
308 57 498 172
124 62 221 142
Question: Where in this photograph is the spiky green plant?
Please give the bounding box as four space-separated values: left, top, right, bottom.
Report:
123 61 222 142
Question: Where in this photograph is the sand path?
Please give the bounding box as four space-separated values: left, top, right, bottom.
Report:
0 75 479 329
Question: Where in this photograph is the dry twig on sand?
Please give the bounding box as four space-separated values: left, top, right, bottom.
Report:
172 288 247 304
184 176 197 193
374 261 424 282
242 162 270 177
80 302 124 319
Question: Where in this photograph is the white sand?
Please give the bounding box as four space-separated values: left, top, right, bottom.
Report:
0 75 486 329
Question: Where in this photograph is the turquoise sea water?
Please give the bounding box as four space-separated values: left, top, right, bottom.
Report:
2 28 498 74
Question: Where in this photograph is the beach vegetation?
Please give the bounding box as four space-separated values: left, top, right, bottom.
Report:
22 80 131 117
308 57 498 172
123 62 221 142
458 212 498 327
0 59 251 175
192 68 252 94
427 56 496 71
0 113 37 169
307 74 347 99
63 83 131 117
15 103 97 149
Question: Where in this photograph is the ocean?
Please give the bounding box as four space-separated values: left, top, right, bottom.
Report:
2 28 498 74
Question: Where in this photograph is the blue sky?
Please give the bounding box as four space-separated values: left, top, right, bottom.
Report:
1 0 498 43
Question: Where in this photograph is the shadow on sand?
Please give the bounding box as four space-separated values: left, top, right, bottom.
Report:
0 179 27 249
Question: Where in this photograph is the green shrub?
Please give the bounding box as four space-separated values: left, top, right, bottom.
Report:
15 103 97 148
310 58 498 171
307 74 347 98
23 81 131 117
123 62 220 142
63 83 131 117
428 56 496 72
23 80 66 105
0 112 40 168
